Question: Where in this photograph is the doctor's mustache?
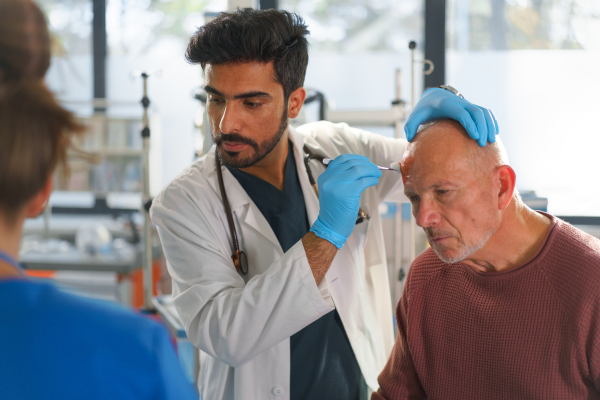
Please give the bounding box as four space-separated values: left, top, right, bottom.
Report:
213 132 259 151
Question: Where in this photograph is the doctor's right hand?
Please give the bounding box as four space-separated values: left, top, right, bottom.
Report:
310 154 381 249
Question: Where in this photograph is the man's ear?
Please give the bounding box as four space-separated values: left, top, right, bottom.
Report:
496 165 516 210
24 175 53 219
287 87 306 119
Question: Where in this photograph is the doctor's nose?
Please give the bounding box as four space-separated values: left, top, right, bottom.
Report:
415 198 441 228
219 103 243 134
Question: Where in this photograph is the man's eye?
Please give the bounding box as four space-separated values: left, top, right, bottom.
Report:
245 101 261 107
209 98 224 104
409 195 420 202
436 190 449 195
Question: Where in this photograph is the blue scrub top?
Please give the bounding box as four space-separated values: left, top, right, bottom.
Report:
0 278 197 400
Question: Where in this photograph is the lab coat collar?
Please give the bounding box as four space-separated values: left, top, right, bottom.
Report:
202 125 319 252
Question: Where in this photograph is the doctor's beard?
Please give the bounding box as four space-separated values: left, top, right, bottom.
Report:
214 108 288 169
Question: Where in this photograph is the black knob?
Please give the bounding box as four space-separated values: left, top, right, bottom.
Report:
409 41 417 49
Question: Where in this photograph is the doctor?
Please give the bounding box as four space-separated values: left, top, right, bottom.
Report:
150 8 498 400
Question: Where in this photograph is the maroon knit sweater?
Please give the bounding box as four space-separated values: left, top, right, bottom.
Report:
373 216 600 400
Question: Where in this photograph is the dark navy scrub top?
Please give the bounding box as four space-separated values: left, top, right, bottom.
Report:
227 141 368 400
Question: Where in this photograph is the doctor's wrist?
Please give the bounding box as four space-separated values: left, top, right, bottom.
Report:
302 231 338 285
310 217 348 249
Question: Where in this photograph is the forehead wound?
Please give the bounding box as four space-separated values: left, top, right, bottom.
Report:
400 150 415 185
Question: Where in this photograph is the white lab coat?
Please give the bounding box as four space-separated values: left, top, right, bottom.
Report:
150 121 407 400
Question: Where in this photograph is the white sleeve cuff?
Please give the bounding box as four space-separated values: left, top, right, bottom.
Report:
291 240 335 315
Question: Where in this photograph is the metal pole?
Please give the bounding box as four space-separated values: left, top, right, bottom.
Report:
409 42 417 263
140 72 154 311
258 0 278 9
410 41 415 113
424 0 446 88
43 201 52 240
393 68 405 307
92 0 106 114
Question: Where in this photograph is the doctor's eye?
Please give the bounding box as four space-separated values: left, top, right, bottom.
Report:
244 101 262 108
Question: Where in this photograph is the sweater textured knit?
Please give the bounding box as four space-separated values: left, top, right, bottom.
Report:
373 216 600 400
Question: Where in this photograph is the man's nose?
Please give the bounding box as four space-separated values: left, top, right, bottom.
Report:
415 198 441 228
219 103 242 134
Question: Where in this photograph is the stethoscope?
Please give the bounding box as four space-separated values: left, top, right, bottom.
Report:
215 145 369 275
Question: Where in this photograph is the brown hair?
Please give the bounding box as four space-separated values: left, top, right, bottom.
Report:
0 0 84 220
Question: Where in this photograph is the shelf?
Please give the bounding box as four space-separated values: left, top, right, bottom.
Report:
88 149 143 157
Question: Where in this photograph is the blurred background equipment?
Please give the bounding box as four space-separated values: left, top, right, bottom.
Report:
75 223 113 255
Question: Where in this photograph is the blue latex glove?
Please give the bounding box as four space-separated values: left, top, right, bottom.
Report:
404 88 499 147
310 154 382 249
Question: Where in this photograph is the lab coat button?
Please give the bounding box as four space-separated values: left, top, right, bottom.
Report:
271 386 284 397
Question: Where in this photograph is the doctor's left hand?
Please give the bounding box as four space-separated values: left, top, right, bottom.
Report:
404 87 499 147
310 154 381 249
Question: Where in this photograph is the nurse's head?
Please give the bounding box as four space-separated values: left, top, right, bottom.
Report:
0 0 84 255
186 9 309 168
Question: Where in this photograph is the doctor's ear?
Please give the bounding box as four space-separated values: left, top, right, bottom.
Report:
287 87 306 119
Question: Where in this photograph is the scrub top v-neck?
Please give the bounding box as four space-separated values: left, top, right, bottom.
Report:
227 141 367 400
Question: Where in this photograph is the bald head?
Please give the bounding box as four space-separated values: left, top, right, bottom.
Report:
407 119 509 179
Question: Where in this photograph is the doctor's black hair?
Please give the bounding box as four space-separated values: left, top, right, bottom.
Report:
185 8 309 100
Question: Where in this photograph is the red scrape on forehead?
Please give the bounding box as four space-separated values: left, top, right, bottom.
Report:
400 153 415 185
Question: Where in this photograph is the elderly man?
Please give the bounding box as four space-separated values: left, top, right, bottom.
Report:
373 119 600 400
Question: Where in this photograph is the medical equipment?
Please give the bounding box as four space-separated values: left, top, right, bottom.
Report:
322 158 401 172
75 224 113 255
134 70 156 310
215 154 249 275
409 41 434 263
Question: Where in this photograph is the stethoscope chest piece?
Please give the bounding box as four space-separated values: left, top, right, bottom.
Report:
233 250 249 275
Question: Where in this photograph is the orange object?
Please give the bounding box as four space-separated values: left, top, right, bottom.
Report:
128 261 161 309
24 270 56 279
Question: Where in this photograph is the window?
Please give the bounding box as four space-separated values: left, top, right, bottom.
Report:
446 0 600 215
42 0 93 99
281 0 424 125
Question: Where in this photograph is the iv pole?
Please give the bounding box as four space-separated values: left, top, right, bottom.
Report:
135 70 156 312
408 40 434 263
